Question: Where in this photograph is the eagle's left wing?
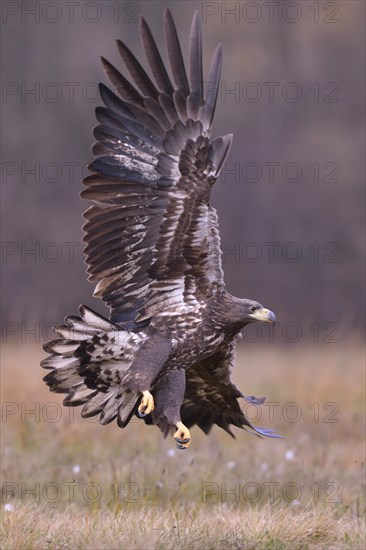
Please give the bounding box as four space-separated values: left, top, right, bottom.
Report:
181 339 280 438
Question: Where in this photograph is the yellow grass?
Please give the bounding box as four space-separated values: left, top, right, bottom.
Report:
1 342 365 549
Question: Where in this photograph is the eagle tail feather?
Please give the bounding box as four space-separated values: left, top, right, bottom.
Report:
42 305 140 428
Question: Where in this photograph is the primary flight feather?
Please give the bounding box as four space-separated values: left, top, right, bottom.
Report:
42 9 278 449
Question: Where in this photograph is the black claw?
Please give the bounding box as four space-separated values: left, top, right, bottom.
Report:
174 437 190 448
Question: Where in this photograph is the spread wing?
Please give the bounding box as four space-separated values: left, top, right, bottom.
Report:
181 338 280 438
81 9 233 327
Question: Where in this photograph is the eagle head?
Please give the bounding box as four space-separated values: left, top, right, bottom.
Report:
242 300 276 324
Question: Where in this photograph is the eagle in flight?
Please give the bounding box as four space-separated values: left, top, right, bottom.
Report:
42 9 278 449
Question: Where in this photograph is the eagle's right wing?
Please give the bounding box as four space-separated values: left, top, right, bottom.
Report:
81 10 233 328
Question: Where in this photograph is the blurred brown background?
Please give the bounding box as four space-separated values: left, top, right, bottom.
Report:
1 0 365 342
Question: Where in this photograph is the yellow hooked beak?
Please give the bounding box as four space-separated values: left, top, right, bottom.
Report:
249 307 276 323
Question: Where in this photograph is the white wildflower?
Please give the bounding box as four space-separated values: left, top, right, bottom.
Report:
285 450 295 461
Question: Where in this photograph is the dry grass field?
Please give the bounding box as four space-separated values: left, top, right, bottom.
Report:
1 341 365 549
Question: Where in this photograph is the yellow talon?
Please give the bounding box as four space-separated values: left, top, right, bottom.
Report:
138 390 154 417
174 421 191 450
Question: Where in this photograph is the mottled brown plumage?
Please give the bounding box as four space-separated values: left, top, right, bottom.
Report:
42 9 279 448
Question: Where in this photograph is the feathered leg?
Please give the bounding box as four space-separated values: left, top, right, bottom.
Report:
152 369 191 449
121 333 172 419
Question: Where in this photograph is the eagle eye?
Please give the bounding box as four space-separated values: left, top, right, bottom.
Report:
249 306 257 313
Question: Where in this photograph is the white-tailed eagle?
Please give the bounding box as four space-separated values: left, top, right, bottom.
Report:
42 9 278 449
